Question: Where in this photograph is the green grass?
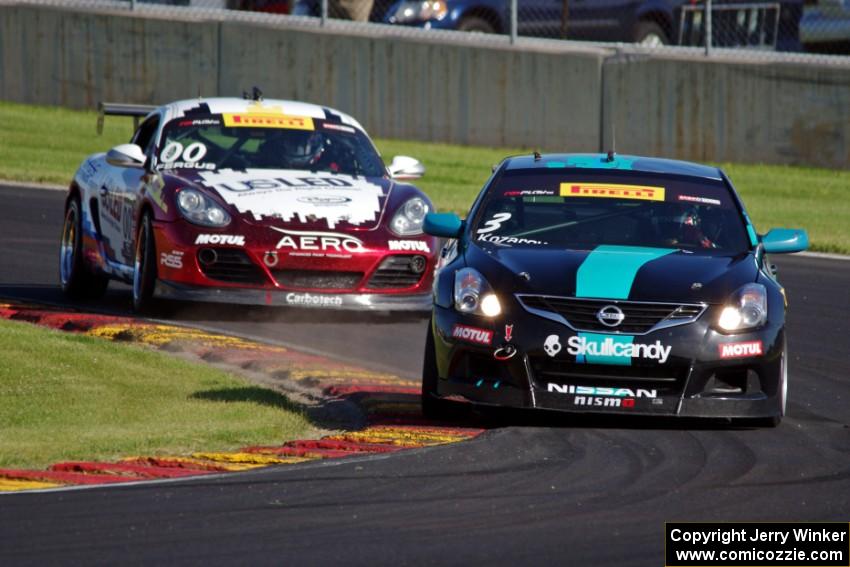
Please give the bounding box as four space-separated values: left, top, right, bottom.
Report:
1 100 847 253
0 318 313 469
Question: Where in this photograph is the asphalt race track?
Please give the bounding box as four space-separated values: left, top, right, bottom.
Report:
2 185 849 565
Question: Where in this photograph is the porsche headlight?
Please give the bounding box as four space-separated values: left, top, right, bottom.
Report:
390 197 430 236
717 283 767 332
454 268 501 317
176 188 231 228
390 0 448 23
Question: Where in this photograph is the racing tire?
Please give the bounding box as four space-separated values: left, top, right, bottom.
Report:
59 197 109 300
132 212 159 314
421 321 461 420
634 21 669 47
458 15 496 34
740 344 786 428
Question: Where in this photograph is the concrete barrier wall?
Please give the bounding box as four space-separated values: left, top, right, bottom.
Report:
602 54 850 168
1 4 848 168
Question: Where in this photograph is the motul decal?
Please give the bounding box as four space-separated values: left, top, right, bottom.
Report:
451 324 493 346
718 341 763 359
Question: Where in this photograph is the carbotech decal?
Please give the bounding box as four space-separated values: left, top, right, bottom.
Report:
222 113 314 130
560 183 665 201
576 245 676 299
198 169 384 229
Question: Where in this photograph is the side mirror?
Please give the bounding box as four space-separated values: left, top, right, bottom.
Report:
424 212 463 238
387 155 425 180
762 228 809 254
106 143 146 169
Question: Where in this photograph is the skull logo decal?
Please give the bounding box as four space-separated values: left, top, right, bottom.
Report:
544 335 562 357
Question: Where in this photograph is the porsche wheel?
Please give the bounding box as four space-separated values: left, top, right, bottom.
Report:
59 197 109 299
132 212 158 313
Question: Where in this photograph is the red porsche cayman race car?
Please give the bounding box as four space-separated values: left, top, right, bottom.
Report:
60 95 437 312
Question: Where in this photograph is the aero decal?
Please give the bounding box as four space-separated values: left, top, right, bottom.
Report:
576 245 676 299
560 183 665 201
222 113 314 130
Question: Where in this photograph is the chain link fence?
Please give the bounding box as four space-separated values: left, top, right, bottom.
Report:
12 0 850 59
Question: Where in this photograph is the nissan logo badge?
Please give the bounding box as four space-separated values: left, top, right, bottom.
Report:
596 305 625 327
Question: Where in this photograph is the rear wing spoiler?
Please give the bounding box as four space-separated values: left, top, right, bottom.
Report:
97 102 157 135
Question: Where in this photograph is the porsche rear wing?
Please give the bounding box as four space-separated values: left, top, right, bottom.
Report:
96 102 157 135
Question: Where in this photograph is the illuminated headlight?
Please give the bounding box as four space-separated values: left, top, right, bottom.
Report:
390 197 430 236
454 268 502 317
390 0 448 23
176 188 231 228
717 283 767 332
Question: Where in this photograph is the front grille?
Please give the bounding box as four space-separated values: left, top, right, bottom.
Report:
198 248 267 285
366 256 425 290
273 269 363 290
517 295 705 334
531 358 686 386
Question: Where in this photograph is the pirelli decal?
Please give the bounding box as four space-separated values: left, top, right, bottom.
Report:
222 113 315 130
560 183 666 202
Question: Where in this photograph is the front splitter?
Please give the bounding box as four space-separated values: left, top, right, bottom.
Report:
155 280 433 312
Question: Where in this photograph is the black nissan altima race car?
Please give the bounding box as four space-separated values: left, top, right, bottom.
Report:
421 153 808 426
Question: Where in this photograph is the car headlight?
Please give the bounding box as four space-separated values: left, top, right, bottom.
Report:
390 197 429 236
717 283 767 332
176 188 231 228
390 0 448 23
454 268 502 317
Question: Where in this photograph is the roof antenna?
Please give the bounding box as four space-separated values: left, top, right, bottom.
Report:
242 87 263 102
606 121 616 162
533 151 542 161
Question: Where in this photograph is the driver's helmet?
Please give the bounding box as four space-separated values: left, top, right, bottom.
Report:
259 131 325 168
280 130 325 168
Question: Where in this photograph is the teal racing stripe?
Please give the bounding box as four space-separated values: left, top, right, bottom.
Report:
746 224 758 247
576 245 676 299
566 155 635 170
576 332 634 366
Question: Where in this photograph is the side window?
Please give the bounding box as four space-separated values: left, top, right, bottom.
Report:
131 116 161 156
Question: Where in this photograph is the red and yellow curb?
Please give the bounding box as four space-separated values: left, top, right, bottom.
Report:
0 301 485 491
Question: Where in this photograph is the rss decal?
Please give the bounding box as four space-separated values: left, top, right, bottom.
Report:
560 182 665 201
222 113 314 130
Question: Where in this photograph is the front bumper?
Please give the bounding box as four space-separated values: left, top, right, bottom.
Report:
431 304 784 419
155 280 433 311
151 220 437 311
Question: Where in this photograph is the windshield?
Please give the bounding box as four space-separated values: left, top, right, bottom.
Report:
472 170 751 255
156 114 386 177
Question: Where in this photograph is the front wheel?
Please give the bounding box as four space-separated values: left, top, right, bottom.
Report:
421 321 462 419
132 212 158 313
59 197 109 299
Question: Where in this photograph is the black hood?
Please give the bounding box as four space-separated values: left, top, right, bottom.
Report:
467 243 758 304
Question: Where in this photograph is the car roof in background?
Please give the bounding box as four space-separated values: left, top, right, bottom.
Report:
163 97 366 131
504 153 723 181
